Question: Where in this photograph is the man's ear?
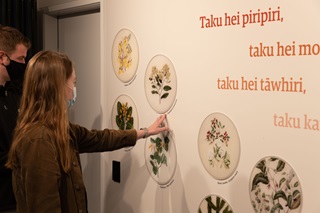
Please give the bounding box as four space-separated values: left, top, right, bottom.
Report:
0 51 9 66
0 51 4 63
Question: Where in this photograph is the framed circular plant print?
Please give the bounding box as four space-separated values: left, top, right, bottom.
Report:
111 94 139 151
112 28 139 83
198 194 234 213
249 156 302 213
144 117 176 186
144 54 177 114
198 112 240 180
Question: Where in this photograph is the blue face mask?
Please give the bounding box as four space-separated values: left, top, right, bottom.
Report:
67 86 77 108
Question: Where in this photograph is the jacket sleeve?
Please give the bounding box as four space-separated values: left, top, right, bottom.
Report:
18 138 62 213
70 123 137 153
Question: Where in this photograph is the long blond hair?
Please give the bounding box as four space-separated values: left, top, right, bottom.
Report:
6 50 73 172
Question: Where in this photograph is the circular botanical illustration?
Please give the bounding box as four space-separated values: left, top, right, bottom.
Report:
144 54 177 114
198 194 234 213
112 28 139 83
198 112 240 180
144 118 176 185
250 156 302 213
111 94 139 151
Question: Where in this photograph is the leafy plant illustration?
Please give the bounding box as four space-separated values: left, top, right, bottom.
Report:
148 64 172 104
148 135 170 177
205 118 231 169
117 33 132 75
251 157 302 213
198 196 233 213
116 101 133 130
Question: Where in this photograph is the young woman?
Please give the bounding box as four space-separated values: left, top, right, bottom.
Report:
6 50 168 213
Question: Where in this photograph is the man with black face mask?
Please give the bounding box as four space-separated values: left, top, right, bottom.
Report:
0 26 31 213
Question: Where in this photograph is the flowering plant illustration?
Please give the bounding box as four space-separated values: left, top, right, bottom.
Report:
148 64 172 104
206 118 231 169
250 157 302 213
116 101 133 130
198 196 233 213
117 34 132 75
148 135 170 177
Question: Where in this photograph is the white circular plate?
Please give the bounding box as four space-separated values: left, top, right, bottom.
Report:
111 94 139 151
112 28 139 83
198 194 234 213
198 112 240 180
249 156 302 213
144 54 177 114
144 118 176 185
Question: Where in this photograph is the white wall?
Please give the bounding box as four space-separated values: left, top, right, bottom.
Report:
101 0 320 212
41 0 320 212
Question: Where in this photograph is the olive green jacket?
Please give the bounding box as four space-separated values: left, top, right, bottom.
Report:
12 123 137 213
